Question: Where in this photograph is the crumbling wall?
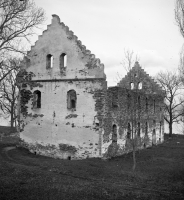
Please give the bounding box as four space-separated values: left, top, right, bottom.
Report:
102 63 165 158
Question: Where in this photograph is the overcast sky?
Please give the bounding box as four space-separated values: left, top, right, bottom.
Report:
34 0 183 86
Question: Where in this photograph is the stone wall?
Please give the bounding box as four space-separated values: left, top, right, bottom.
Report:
18 15 165 160
18 15 107 159
102 63 165 158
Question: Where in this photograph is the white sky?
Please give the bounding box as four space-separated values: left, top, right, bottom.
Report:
34 0 183 86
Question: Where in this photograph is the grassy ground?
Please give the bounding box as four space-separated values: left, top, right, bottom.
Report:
0 126 17 135
0 129 184 199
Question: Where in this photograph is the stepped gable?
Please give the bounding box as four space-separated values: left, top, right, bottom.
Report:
118 61 163 93
26 14 104 70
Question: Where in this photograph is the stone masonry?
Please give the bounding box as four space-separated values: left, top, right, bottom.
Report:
17 15 165 159
102 62 165 157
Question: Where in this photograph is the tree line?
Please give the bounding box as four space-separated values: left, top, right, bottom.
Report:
0 0 45 127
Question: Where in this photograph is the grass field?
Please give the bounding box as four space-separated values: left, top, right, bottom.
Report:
0 128 184 199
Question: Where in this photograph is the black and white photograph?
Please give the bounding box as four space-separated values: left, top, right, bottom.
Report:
0 0 184 199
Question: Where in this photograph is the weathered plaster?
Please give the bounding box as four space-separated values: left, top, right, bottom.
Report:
18 15 164 160
18 15 106 159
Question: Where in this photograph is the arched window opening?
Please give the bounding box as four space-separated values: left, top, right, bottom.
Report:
153 120 156 127
138 82 142 89
137 122 141 137
145 122 148 136
60 53 67 69
33 90 41 109
46 54 53 69
67 90 77 110
146 98 148 112
127 123 131 139
130 82 134 90
112 124 117 143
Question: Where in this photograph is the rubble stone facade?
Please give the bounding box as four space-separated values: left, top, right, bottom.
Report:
18 15 164 159
102 63 165 157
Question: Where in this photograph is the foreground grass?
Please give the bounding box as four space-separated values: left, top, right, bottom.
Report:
0 132 184 199
0 126 16 135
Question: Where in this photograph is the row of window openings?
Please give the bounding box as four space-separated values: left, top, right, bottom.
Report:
112 121 161 141
34 90 158 114
130 82 142 90
46 53 67 69
127 97 157 113
33 89 76 109
126 121 161 139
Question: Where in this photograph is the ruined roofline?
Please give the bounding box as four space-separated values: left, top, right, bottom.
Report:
27 14 104 70
117 61 163 91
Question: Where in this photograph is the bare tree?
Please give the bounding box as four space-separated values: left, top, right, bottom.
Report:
118 50 148 172
114 49 140 83
0 59 20 127
175 0 184 38
156 70 184 137
0 0 45 81
121 49 140 72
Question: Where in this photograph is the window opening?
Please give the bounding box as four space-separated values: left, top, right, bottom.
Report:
137 122 140 137
130 82 134 90
67 90 77 110
60 53 67 69
127 123 131 139
138 82 142 89
46 54 53 69
33 90 41 109
145 122 148 135
112 124 117 143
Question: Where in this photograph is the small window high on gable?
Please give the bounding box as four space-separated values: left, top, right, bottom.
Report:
46 54 53 69
138 82 142 89
130 82 134 90
60 53 67 69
